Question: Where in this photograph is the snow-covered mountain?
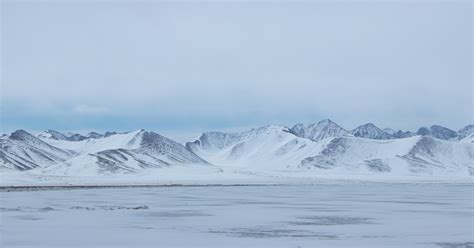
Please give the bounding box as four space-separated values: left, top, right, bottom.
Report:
2 122 473 181
430 125 458 140
0 130 73 170
186 125 328 169
300 136 473 177
188 125 473 177
351 123 392 140
1 129 209 175
416 125 458 140
290 119 352 142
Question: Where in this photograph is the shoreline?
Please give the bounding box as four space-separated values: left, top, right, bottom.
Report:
1 180 473 192
0 183 287 192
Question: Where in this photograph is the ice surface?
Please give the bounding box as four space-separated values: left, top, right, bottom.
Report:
0 183 472 247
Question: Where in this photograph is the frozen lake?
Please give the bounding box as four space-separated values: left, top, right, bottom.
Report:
1 183 473 248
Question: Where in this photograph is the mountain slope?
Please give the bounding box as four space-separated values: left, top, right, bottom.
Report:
458 125 474 140
300 136 473 177
290 119 352 142
460 133 474 143
186 125 328 169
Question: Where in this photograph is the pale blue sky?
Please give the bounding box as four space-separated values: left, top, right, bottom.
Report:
1 0 472 138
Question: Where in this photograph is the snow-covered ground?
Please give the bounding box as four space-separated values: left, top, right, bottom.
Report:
2 165 472 187
1 184 472 247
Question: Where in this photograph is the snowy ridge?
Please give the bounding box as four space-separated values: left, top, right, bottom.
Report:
0 130 73 170
416 125 458 140
40 129 145 155
351 123 392 140
391 130 416 139
37 130 120 141
289 119 352 142
186 125 328 169
383 128 416 138
38 130 90 141
382 128 396 135
300 136 473 177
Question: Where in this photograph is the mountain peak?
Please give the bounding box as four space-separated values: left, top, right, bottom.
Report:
351 123 392 140
317 119 334 125
42 130 88 141
45 129 69 140
417 127 431 136
429 125 457 140
363 122 376 127
2 129 73 170
104 131 118 137
250 125 288 134
417 125 457 140
9 129 35 141
290 120 350 142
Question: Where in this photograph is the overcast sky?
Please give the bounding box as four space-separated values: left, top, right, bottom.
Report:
1 0 472 140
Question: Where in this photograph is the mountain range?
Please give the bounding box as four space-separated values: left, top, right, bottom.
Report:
1 120 473 180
